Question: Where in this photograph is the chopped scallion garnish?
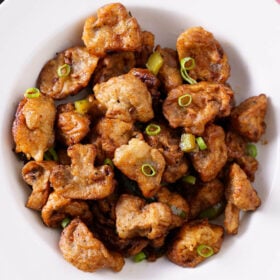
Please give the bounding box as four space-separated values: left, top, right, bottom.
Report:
170 205 187 219
246 143 257 158
178 93 192 107
24 87 41 99
180 57 197 84
182 175 196 185
133 251 146 262
61 217 71 229
198 201 225 220
141 163 156 177
196 137 207 150
146 51 164 75
104 158 114 168
57 63 71 78
179 133 196 152
74 99 90 114
145 123 161 136
196 244 214 258
43 147 58 161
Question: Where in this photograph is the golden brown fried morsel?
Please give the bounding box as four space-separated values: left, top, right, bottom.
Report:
82 3 142 57
189 179 224 219
94 73 154 123
226 163 261 211
230 94 268 142
135 31 155 67
113 138 166 197
116 194 172 240
12 95 56 161
144 122 188 183
92 51 136 84
59 218 124 272
22 161 57 211
50 144 115 200
224 201 240 235
41 192 92 227
167 220 224 268
56 103 90 146
190 124 228 182
155 187 189 228
177 26 230 83
37 46 98 99
155 46 183 92
163 82 233 135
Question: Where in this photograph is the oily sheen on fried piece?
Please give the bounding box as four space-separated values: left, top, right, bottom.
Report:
38 46 98 99
177 26 230 83
59 218 124 272
12 95 56 161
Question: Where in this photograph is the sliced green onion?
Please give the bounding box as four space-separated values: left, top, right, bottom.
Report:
146 51 164 75
182 175 196 185
178 93 192 107
133 251 146 262
197 244 214 258
104 158 114 168
74 99 90 114
180 57 197 84
57 63 71 78
141 163 156 177
24 87 41 98
43 147 58 161
170 205 187 219
61 217 71 229
145 124 161 136
246 143 257 158
196 137 207 150
180 133 196 152
198 201 225 220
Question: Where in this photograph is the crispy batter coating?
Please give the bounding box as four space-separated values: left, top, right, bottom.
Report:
177 26 230 83
224 201 240 235
50 144 115 200
155 187 189 228
226 163 261 211
190 124 228 182
144 122 188 183
189 179 224 219
41 192 92 228
38 46 98 99
56 103 90 146
163 82 233 135
22 161 57 211
82 3 142 56
94 73 154 123
230 94 268 142
59 218 124 272
115 194 172 240
12 95 56 161
113 138 166 197
167 220 224 267
155 46 183 92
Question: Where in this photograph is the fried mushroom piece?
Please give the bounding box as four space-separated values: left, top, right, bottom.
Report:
190 124 228 182
230 94 268 142
50 144 115 200
226 163 261 211
144 122 189 183
22 160 57 211
56 103 90 146
115 194 172 240
59 218 124 272
224 201 240 235
155 46 183 93
41 192 93 228
12 95 56 161
189 179 224 219
113 138 166 197
167 220 224 268
94 72 154 123
82 3 142 57
155 187 189 228
177 26 230 83
163 82 233 135
37 46 98 99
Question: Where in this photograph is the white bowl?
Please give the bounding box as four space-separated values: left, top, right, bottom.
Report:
0 0 280 279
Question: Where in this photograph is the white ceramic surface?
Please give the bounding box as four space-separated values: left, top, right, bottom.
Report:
0 0 279 279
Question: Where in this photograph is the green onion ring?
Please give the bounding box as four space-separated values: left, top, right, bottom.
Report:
141 163 156 177
57 63 71 78
178 93 192 107
104 158 114 168
196 137 208 150
197 244 214 258
246 143 257 158
182 175 196 185
180 57 197 84
133 251 146 262
145 124 161 136
44 147 58 161
61 217 71 229
24 87 41 98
